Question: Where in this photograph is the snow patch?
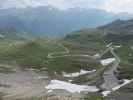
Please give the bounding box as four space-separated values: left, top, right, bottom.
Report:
37 76 48 79
63 69 96 78
102 91 111 97
47 90 53 93
68 80 73 82
100 58 116 66
93 53 100 58
112 79 133 91
45 80 99 93
115 45 121 48
102 79 133 97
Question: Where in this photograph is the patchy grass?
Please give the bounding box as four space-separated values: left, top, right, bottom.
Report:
108 82 133 100
0 39 64 69
63 29 106 55
14 97 42 100
0 39 103 74
84 93 105 100
47 56 101 73
114 45 133 79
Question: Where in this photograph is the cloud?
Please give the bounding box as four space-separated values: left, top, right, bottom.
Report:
0 0 104 10
102 0 133 13
0 0 133 14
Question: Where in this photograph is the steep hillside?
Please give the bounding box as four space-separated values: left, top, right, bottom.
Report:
99 19 133 34
64 19 133 80
97 19 133 44
63 28 105 55
0 39 102 75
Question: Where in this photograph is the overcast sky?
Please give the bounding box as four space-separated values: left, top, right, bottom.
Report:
0 0 133 14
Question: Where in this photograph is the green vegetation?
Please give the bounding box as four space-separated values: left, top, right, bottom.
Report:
63 29 106 55
47 56 101 73
84 94 105 100
0 92 6 100
0 65 15 73
14 97 41 100
0 38 103 74
0 39 64 69
0 28 31 40
0 26 132 81
62 27 133 82
0 15 133 100
113 45 133 79
0 28 116 85
108 82 133 100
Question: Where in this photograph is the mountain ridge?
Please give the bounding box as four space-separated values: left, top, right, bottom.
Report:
0 7 132 37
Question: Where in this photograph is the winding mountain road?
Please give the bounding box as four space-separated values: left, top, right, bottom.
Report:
47 42 122 92
47 43 93 59
47 43 69 59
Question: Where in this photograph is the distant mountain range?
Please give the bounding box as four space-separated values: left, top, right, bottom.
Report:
0 6 132 36
65 18 133 44
99 19 133 34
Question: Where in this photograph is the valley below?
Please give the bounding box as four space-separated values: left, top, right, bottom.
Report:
0 18 133 100
0 39 132 100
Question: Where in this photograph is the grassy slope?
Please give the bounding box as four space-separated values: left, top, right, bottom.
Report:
64 28 133 81
0 27 132 79
0 38 102 74
0 39 64 69
99 19 133 79
84 93 105 100
63 28 106 55
115 45 133 79
0 27 132 84
108 82 133 100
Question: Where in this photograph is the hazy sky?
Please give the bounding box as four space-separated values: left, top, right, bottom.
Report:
0 0 133 13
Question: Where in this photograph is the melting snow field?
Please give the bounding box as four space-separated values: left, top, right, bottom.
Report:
45 80 99 93
100 58 116 66
63 69 96 78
